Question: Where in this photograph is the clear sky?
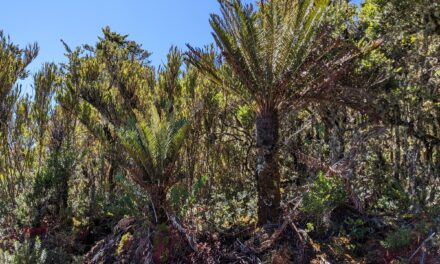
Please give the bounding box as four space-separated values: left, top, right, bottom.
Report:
0 0 362 94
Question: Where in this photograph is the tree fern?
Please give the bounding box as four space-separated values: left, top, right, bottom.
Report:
187 0 365 225
61 28 190 222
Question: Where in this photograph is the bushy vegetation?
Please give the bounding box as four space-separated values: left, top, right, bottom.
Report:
381 228 413 250
0 0 439 263
0 238 47 264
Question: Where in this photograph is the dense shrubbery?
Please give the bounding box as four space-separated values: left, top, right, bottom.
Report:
0 0 439 262
302 172 347 226
0 238 46 264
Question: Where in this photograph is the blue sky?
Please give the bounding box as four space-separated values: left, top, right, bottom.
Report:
1 0 361 94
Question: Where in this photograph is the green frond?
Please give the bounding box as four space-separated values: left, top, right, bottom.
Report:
189 0 346 110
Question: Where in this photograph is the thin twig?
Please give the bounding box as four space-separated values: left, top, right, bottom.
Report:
408 232 436 262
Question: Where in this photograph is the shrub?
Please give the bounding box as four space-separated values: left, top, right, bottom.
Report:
343 217 369 240
381 228 412 250
170 175 207 216
0 237 47 264
302 172 347 229
104 174 149 219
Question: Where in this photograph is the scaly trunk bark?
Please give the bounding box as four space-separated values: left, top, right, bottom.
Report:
149 186 168 224
256 108 281 226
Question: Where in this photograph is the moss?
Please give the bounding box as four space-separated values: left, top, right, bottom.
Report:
72 217 83 228
117 232 133 255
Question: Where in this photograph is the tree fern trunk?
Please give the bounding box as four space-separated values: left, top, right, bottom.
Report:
256 108 281 226
107 160 116 201
150 186 168 224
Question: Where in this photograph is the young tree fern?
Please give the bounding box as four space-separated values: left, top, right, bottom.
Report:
60 27 189 223
117 104 188 222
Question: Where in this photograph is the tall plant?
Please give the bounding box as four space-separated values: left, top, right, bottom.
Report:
61 28 189 223
187 0 364 225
